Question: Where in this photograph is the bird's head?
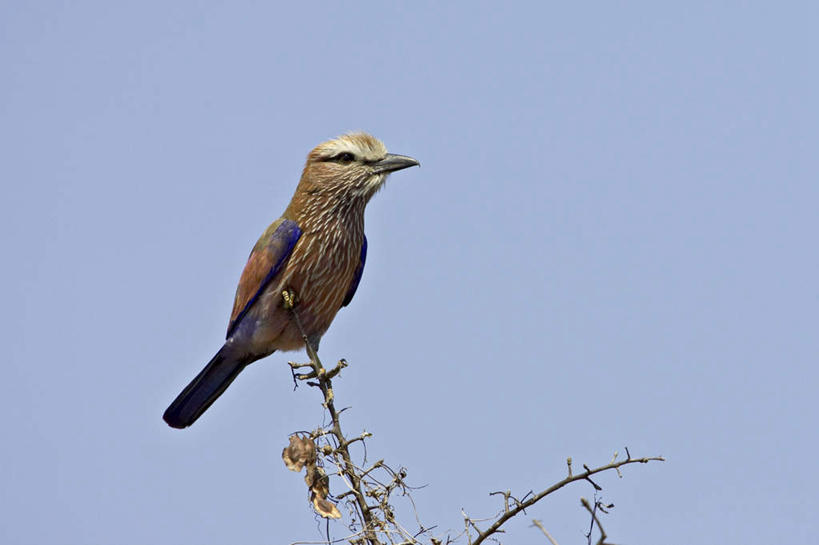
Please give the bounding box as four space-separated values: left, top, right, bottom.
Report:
292 133 419 209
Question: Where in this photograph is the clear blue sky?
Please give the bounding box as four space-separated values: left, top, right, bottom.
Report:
2 2 817 544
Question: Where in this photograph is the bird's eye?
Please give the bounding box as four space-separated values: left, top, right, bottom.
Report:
334 152 356 163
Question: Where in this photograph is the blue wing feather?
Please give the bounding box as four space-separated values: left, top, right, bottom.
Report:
341 235 367 307
226 219 301 338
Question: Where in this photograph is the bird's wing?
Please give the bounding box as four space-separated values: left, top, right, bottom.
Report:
226 218 302 338
341 235 367 308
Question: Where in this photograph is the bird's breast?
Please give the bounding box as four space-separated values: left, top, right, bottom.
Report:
244 200 365 353
255 227 361 350
287 231 360 306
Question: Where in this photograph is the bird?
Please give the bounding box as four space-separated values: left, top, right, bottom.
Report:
163 133 419 429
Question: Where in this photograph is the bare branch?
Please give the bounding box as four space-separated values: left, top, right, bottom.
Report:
283 290 664 545
470 453 665 545
581 496 612 545
531 519 560 545
286 295 380 545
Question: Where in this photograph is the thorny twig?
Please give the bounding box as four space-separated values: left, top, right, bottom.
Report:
283 290 664 545
582 495 614 545
285 291 379 545
467 451 664 545
285 290 428 545
531 519 560 545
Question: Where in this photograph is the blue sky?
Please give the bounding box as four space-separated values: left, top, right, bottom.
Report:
2 2 817 544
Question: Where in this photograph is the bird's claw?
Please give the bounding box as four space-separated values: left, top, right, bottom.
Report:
282 288 298 310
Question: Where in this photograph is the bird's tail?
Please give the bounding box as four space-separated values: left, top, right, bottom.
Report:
163 345 252 429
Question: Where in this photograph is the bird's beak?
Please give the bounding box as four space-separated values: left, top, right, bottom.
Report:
371 153 420 174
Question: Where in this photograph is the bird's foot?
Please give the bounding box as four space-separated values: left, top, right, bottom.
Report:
326 358 348 380
288 360 318 384
281 288 298 310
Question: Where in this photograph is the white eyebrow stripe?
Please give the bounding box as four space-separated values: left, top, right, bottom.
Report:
313 133 387 162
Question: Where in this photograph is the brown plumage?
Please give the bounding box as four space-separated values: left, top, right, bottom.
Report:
164 133 419 428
